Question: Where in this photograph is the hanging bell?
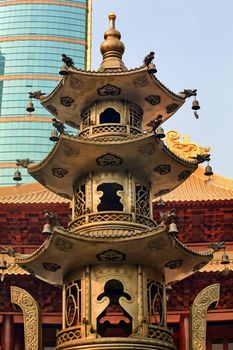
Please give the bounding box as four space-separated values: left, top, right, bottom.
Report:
42 223 52 237
221 252 230 265
204 165 213 177
192 99 200 110
13 169 22 182
26 100 35 113
168 222 178 235
59 64 68 76
157 197 166 209
49 129 59 142
148 63 157 74
0 257 7 271
155 126 165 139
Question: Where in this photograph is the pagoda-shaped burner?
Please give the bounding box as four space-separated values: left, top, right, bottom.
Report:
13 13 215 350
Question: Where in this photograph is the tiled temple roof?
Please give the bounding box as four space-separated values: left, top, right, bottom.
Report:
0 182 69 204
162 167 233 202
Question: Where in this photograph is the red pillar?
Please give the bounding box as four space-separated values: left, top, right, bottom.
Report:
1 314 15 350
179 313 189 350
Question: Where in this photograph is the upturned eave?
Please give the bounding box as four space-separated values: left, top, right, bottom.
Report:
14 224 213 286
40 66 185 129
28 133 197 199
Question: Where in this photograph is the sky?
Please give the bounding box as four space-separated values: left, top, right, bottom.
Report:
91 0 233 179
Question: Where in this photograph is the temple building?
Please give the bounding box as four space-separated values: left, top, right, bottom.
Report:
0 0 92 185
0 12 232 350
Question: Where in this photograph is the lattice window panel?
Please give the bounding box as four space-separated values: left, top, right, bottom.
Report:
81 110 91 128
74 184 86 217
135 184 150 217
129 108 142 129
147 280 164 327
65 280 82 328
92 125 127 135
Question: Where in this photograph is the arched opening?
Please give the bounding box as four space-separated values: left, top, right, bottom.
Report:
97 279 132 337
99 108 121 124
97 183 123 211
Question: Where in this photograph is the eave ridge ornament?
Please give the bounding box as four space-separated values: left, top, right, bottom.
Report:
165 130 210 162
190 283 220 350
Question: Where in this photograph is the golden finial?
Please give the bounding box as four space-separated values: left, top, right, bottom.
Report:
108 12 116 28
98 13 127 71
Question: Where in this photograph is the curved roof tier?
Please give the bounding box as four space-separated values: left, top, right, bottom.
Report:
14 224 213 286
27 133 197 199
40 66 185 129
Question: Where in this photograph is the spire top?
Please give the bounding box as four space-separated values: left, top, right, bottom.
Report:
108 12 116 29
98 13 127 72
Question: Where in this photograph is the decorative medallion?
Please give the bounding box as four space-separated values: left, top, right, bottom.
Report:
148 238 167 251
164 259 182 269
70 77 85 90
155 189 170 197
54 238 73 253
60 96 74 107
138 142 156 156
193 261 207 272
43 262 61 272
96 153 122 166
145 95 160 105
98 84 121 96
63 145 79 158
154 164 171 175
46 105 58 115
178 170 191 181
66 120 80 129
166 103 179 114
133 75 149 87
97 249 126 262
52 168 68 178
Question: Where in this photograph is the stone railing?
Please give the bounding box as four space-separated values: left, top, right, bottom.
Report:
79 124 142 138
56 325 85 346
147 325 174 345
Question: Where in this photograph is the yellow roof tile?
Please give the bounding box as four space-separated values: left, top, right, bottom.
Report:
161 167 233 202
0 182 69 204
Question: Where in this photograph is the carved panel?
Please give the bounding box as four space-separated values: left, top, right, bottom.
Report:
190 283 220 350
11 286 42 350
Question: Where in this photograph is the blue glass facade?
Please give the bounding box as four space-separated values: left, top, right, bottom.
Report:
0 0 90 185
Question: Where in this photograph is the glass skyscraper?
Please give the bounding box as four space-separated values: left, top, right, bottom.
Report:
0 0 92 185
